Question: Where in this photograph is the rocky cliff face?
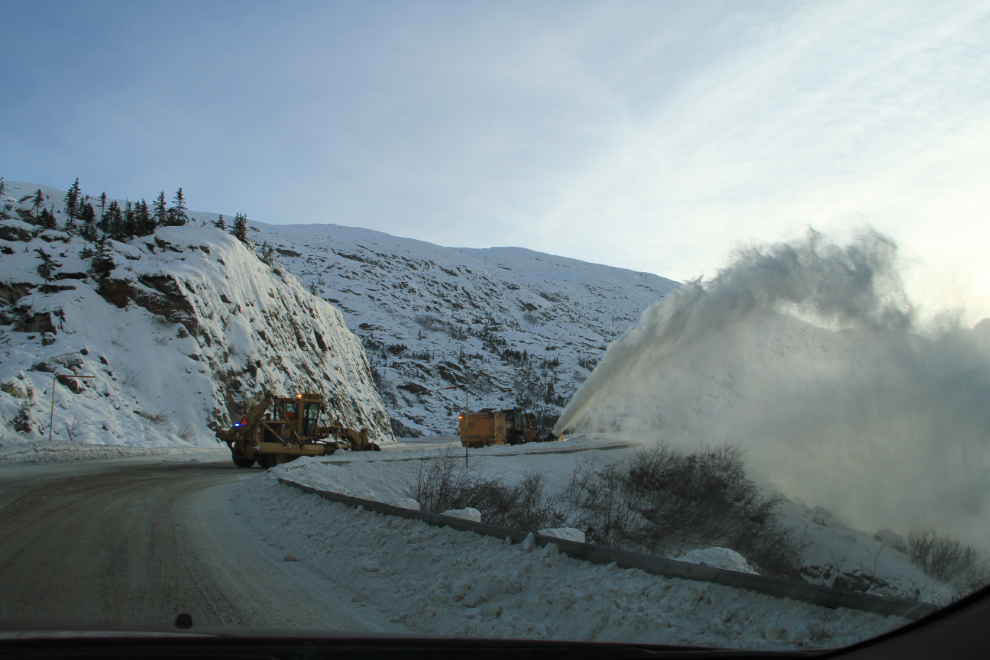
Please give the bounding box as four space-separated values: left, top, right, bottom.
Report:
0 182 391 449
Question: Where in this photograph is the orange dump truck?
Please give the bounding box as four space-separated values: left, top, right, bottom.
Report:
458 407 559 448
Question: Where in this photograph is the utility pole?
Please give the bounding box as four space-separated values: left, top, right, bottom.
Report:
442 385 471 467
49 374 95 442
464 387 469 468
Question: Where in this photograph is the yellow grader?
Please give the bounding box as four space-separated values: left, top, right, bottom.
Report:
217 392 379 468
458 407 560 448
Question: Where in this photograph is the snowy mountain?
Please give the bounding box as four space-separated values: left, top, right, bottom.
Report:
0 181 391 452
0 179 677 446
243 222 679 436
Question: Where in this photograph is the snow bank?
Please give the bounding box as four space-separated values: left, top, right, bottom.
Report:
674 548 757 575
538 528 586 543
273 437 957 604
443 507 482 522
237 473 908 649
0 440 226 465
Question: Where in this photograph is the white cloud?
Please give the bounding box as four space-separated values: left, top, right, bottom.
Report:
527 1 990 319
3 1 988 320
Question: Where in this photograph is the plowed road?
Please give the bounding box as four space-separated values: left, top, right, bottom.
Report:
0 455 401 633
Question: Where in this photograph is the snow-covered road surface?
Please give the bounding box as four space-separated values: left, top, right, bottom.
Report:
0 456 401 633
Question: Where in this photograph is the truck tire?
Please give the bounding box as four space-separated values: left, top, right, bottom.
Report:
231 450 256 468
259 454 292 469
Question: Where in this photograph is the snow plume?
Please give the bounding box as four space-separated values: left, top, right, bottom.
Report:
555 230 990 543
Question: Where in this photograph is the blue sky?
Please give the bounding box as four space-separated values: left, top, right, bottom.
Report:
2 1 989 320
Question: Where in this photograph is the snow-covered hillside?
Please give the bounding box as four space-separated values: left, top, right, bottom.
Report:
0 181 391 454
243 221 678 436
1 178 676 449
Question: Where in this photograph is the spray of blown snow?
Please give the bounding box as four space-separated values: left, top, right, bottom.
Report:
555 229 990 542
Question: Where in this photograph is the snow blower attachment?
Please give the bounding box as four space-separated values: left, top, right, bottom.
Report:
458 407 561 448
217 392 379 468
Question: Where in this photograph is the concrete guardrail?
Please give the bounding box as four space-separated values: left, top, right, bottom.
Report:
278 477 939 621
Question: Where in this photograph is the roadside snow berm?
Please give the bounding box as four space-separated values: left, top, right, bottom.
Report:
217 392 379 468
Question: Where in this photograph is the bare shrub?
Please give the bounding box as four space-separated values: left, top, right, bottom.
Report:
502 471 568 531
111 359 140 389
409 450 473 513
135 409 196 443
562 461 637 549
136 409 171 426
175 423 195 442
151 316 172 331
409 444 801 579
562 445 801 579
9 400 35 434
408 452 567 532
908 526 990 591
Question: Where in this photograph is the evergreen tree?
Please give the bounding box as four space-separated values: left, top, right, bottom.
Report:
544 380 555 404
15 207 36 224
309 282 319 295
122 201 136 239
99 192 107 222
79 203 98 242
34 248 60 285
91 233 115 278
0 179 10 220
31 189 44 218
165 187 188 226
63 178 80 232
102 200 123 237
135 200 155 236
230 212 250 245
38 205 58 230
258 241 276 266
153 192 167 226
214 214 225 231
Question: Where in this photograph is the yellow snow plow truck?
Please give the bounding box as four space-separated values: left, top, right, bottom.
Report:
458 407 560 448
217 392 379 468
